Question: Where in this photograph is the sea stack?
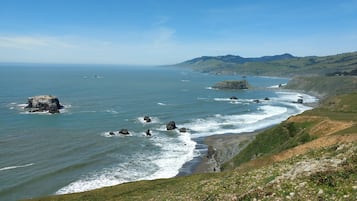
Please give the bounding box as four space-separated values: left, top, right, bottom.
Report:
166 121 177 130
25 95 63 114
212 80 249 90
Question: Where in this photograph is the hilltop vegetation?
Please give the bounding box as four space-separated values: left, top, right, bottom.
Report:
176 51 357 76
29 93 357 201
284 75 357 98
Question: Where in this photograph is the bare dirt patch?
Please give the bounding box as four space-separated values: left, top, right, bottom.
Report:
272 134 357 162
309 119 354 136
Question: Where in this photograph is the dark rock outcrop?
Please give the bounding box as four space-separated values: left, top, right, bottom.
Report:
213 80 249 90
166 121 177 130
144 116 152 123
179 127 188 133
25 95 63 113
207 145 216 159
119 129 130 135
230 96 238 100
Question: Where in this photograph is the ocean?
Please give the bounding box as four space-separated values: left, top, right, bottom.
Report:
0 64 317 200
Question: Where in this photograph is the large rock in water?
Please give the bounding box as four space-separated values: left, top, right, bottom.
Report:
166 121 177 130
25 95 63 113
213 80 249 90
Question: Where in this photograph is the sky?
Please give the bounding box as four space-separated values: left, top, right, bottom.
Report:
0 0 357 65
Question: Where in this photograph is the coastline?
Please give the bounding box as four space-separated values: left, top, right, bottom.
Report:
189 91 320 174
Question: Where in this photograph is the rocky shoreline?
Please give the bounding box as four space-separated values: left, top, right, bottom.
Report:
193 131 260 174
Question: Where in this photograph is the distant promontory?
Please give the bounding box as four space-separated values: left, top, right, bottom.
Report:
175 51 357 77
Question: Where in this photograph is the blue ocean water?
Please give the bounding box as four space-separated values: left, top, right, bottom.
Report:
0 64 317 200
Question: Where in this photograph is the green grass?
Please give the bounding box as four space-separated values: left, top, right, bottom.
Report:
221 121 317 171
177 51 357 77
285 76 357 98
222 93 357 171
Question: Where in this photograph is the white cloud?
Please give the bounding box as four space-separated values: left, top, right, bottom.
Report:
1 28 356 65
0 36 77 50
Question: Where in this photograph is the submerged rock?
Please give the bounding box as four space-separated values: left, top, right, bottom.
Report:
230 96 238 100
179 127 188 133
119 129 130 135
25 95 63 113
143 116 152 123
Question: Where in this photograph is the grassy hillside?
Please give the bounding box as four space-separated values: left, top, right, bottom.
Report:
284 75 357 98
177 51 357 76
222 93 357 171
29 93 357 201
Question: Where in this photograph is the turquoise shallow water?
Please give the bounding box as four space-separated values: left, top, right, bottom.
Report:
0 64 317 200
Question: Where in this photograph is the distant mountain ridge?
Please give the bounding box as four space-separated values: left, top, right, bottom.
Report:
176 51 357 77
184 53 296 65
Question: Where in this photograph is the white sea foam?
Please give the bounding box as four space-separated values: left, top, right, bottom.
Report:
214 98 234 102
101 131 133 137
17 103 28 108
267 83 287 88
205 86 217 90
182 105 289 138
157 102 167 106
275 91 318 104
186 92 317 138
105 109 119 114
0 163 34 172
20 111 52 115
146 132 197 179
15 103 71 114
58 130 197 195
214 97 258 104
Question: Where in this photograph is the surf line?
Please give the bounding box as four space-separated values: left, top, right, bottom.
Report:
0 163 34 171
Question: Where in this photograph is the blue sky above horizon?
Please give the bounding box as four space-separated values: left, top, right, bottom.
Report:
0 0 356 65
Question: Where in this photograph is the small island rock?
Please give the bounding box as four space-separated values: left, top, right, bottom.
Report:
25 95 63 114
213 80 249 90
